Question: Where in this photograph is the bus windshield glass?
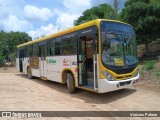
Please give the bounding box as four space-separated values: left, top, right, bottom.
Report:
101 21 138 67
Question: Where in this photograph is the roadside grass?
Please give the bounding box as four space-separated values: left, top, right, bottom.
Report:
155 71 160 79
139 60 160 81
145 60 156 70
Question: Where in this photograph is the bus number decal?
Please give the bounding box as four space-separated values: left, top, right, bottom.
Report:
72 62 77 65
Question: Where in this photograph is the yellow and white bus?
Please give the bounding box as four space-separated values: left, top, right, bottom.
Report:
17 19 139 93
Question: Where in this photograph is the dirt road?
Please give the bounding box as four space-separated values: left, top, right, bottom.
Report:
0 68 160 120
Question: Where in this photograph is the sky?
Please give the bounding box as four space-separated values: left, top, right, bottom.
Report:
0 0 125 39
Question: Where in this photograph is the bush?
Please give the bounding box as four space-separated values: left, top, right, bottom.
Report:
0 55 5 67
155 72 160 79
145 60 156 71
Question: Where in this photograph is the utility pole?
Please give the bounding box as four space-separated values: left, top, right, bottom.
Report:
114 0 118 19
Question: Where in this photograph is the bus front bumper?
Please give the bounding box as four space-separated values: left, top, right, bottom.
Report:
98 74 139 93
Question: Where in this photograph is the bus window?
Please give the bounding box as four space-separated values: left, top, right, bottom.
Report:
70 37 77 54
62 46 70 55
55 38 61 46
24 46 27 58
70 44 77 54
80 37 86 54
50 42 55 56
27 45 33 57
33 43 39 57
61 38 69 55
55 37 61 55
61 38 68 45
61 37 77 55
55 47 61 55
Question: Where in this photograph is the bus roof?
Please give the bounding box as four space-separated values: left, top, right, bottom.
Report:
17 19 131 48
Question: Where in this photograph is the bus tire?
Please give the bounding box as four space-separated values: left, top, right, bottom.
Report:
27 67 33 79
67 72 75 93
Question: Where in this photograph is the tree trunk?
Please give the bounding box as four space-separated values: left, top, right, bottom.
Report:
5 46 13 67
8 49 13 66
145 40 149 56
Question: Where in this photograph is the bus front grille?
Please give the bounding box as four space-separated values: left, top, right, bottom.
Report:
119 81 132 86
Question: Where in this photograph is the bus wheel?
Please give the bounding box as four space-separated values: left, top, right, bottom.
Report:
67 72 75 93
27 67 33 79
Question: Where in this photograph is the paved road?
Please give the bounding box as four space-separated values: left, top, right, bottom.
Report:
0 73 159 120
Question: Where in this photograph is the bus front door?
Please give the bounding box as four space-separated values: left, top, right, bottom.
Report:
40 46 47 78
77 35 98 90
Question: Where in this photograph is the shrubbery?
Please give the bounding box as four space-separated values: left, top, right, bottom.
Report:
0 55 5 67
145 60 156 71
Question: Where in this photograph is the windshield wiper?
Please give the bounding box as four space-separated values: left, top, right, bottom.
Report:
125 33 132 45
110 32 123 44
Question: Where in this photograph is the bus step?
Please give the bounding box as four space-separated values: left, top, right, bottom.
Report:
87 72 94 78
84 85 94 89
87 78 94 87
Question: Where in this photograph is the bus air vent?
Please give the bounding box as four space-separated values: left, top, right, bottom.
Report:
119 81 131 86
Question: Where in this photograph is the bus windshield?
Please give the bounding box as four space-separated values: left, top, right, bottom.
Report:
101 21 138 67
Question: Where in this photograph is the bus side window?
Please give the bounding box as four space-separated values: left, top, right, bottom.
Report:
55 47 61 55
50 42 55 56
27 45 33 57
70 44 77 54
61 38 69 55
62 46 70 55
23 46 27 58
70 37 77 54
33 43 38 57
27 45 29 57
55 37 61 55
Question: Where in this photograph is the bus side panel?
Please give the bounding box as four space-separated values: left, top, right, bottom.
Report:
46 55 78 86
16 58 20 71
32 68 40 77
23 57 29 74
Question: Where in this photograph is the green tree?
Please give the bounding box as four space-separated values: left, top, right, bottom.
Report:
119 0 160 55
74 4 114 25
0 31 31 65
0 53 5 67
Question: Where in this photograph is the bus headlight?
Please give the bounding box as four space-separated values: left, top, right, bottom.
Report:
102 71 115 81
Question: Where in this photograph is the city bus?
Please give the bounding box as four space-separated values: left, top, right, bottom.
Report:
16 19 139 93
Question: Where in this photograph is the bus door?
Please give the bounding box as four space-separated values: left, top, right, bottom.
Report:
19 49 24 72
77 35 98 90
40 45 47 77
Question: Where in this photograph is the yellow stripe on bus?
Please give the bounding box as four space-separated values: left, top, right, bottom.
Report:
17 19 132 48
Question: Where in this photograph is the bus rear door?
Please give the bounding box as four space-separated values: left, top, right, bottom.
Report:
19 49 25 72
40 45 47 78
